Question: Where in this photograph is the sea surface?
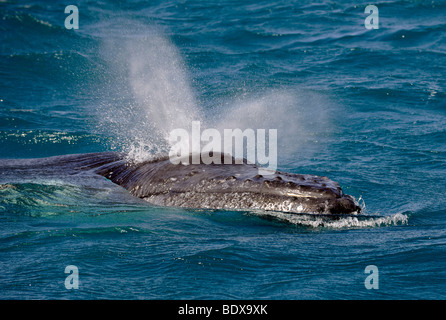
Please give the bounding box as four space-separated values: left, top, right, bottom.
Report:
1 0 445 299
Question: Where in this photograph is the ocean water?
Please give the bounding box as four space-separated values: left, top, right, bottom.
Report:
1 0 445 300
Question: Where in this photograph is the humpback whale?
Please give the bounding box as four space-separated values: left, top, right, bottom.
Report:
0 152 361 215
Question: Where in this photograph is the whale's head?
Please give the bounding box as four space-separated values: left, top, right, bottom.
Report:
96 152 361 215
204 169 363 215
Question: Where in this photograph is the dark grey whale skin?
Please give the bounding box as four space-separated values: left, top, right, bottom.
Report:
0 152 361 215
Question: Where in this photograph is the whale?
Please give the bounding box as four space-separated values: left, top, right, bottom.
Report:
0 152 361 215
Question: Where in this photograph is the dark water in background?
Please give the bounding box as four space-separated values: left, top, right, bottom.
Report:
1 0 445 299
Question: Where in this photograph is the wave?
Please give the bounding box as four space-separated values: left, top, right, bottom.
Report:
250 210 409 229
0 179 148 218
0 130 108 158
1 11 59 32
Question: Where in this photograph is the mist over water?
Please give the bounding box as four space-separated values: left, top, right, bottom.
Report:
211 89 335 162
95 23 202 161
94 23 334 166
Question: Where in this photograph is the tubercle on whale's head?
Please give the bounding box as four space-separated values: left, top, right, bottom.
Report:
255 171 361 215
281 192 361 215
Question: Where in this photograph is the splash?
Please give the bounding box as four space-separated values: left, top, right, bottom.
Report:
94 23 333 166
248 192 408 229
96 22 201 162
252 211 409 229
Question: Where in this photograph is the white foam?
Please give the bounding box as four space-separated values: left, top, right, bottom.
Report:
252 211 409 229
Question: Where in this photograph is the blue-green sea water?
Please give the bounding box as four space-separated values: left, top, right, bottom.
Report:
1 0 445 299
